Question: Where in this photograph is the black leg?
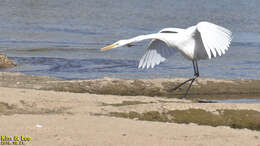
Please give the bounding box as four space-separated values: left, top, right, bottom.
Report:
168 60 199 98
182 73 198 98
168 78 194 91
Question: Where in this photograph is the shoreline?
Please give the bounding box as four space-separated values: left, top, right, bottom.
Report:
0 85 259 145
0 72 260 145
1 72 260 100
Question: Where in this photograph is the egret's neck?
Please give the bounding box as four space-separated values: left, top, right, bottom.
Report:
121 33 179 48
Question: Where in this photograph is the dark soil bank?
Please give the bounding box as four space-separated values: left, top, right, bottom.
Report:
1 72 260 100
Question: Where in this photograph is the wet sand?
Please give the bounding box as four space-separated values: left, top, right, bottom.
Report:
1 72 260 100
0 72 260 146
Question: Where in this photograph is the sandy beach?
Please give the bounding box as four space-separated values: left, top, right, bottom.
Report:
0 72 259 146
1 0 260 145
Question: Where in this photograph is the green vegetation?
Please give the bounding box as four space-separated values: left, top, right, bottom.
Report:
110 109 260 131
102 100 150 106
0 101 68 115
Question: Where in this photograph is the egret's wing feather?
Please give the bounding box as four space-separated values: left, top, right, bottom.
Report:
195 22 232 59
138 39 176 69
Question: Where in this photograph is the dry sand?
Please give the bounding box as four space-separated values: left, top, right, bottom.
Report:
0 87 259 146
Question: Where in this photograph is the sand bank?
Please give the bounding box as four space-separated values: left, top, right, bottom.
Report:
1 72 260 100
0 72 259 145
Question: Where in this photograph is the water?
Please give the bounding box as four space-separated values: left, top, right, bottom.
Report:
201 99 260 104
1 0 260 80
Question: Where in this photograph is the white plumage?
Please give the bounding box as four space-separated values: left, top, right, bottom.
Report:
101 21 232 97
101 21 232 69
137 22 232 69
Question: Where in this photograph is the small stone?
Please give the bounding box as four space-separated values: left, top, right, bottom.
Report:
122 133 127 136
36 124 43 128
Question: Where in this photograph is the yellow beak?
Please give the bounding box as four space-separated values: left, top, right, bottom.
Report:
100 43 117 51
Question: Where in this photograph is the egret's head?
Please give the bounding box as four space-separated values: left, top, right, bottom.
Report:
101 40 128 51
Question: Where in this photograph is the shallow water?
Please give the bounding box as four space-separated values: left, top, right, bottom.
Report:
1 0 260 80
208 99 260 104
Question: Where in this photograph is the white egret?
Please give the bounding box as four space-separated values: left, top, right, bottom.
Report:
101 22 232 98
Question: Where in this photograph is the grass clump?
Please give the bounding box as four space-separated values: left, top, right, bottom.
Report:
102 100 149 107
0 101 68 115
109 109 260 131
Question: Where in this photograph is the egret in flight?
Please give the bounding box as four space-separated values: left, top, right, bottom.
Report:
101 22 232 98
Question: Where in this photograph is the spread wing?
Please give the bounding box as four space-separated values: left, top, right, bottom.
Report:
138 28 181 69
138 39 177 69
195 22 232 59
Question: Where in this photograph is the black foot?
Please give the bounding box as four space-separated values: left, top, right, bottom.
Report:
168 75 199 98
168 78 194 92
169 60 200 98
